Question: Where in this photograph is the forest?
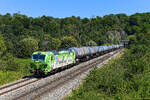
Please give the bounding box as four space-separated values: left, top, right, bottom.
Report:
0 12 150 85
1 12 150 58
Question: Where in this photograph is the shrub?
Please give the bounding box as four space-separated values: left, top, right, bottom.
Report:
18 37 38 58
61 36 78 49
0 33 7 56
1 53 18 71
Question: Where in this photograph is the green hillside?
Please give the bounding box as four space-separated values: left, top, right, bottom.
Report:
65 32 150 99
1 12 150 87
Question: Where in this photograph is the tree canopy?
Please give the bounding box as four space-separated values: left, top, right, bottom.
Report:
18 37 38 58
0 33 6 56
1 12 150 58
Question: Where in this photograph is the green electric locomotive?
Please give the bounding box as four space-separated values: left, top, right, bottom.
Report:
30 50 76 75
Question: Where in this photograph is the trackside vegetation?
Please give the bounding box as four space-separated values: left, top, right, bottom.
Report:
0 12 150 86
0 54 31 86
65 32 150 99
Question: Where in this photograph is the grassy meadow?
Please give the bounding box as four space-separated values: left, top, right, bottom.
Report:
0 57 31 86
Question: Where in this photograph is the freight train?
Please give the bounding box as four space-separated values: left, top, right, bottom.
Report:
30 45 123 75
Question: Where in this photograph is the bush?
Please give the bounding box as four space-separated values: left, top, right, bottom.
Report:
41 36 61 51
0 33 7 56
61 36 78 49
18 37 38 58
0 53 18 71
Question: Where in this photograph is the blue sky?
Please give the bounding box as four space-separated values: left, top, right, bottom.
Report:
0 0 150 18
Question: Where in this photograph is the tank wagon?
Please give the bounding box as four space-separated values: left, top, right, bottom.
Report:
30 45 123 75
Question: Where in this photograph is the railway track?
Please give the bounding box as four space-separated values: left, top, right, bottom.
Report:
33 52 114 100
0 77 40 96
0 49 122 100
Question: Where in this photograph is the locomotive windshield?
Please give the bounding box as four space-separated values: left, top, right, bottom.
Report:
32 54 46 61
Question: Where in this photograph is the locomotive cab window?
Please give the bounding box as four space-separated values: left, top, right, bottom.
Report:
32 54 46 61
32 54 38 60
39 55 46 61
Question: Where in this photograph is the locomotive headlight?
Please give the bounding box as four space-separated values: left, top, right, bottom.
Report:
44 64 47 68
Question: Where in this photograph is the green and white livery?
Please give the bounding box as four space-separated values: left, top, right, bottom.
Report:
30 50 76 75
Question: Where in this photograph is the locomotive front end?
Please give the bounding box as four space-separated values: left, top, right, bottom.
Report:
30 52 48 75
